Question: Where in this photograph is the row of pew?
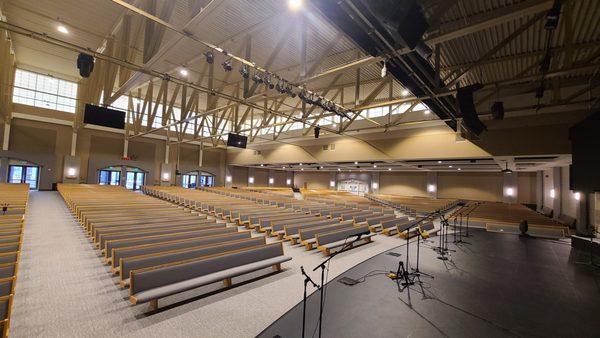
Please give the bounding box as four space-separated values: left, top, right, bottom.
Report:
58 184 291 311
144 186 437 255
366 193 459 217
452 201 570 238
0 183 28 338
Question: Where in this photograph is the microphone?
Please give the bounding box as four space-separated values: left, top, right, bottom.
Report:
354 229 371 240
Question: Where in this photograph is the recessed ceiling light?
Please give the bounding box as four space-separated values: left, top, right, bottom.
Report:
388 168 392 171
57 25 69 34
288 0 303 11
449 165 453 168
320 166 323 169
299 163 303 166
437 160 442 164
301 168 304 171
337 168 341 171
373 164 377 168
354 161 358 165
179 68 189 76
260 164 264 167
457 168 462 171
401 89 409 97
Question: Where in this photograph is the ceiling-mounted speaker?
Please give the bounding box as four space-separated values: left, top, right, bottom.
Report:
456 84 486 136
77 53 94 78
491 102 504 120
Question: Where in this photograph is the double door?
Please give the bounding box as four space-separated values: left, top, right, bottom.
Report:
8 165 39 189
125 171 145 191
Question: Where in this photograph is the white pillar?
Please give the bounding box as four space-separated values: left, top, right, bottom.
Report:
552 167 562 219
502 172 518 204
426 172 438 199
2 123 10 151
371 172 380 194
198 144 203 167
70 131 77 156
123 138 129 158
165 142 170 164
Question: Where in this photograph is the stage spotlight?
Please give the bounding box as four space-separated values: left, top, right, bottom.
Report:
240 64 249 78
222 59 233 72
263 74 274 89
288 0 303 11
204 51 214 64
276 80 286 94
252 73 263 84
314 126 320 139
77 53 94 78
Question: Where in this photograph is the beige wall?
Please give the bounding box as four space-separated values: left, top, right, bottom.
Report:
1 113 226 189
253 168 270 187
379 172 428 197
517 172 537 204
230 166 248 187
438 172 504 202
293 172 330 190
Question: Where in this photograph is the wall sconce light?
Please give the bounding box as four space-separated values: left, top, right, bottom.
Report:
248 177 254 184
550 188 555 199
286 178 291 185
162 172 170 181
372 182 379 189
330 181 336 188
226 176 232 183
505 187 515 197
67 167 76 178
427 184 436 193
574 192 581 201
269 178 274 184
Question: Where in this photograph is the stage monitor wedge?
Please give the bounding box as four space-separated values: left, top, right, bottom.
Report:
227 133 248 149
83 104 125 129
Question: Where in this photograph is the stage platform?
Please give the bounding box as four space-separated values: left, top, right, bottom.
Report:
259 230 600 338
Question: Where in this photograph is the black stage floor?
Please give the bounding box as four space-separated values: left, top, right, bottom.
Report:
259 230 600 338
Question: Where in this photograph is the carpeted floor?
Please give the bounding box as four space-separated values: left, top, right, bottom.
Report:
10 191 407 337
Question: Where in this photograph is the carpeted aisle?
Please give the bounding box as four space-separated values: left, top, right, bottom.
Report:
9 191 406 337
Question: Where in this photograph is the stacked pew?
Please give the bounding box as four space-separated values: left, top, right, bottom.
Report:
59 184 291 311
367 194 458 217
457 201 569 238
0 183 28 337
144 186 384 256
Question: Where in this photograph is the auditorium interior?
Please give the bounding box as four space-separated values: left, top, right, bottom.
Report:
0 0 599 337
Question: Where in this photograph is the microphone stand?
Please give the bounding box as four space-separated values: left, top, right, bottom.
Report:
312 233 368 338
300 266 319 338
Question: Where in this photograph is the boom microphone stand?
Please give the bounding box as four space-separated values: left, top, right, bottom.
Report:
312 231 370 338
300 266 319 338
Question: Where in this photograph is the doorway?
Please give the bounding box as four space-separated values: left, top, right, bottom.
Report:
125 171 145 191
98 170 121 186
8 165 39 190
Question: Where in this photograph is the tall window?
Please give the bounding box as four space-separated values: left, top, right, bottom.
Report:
12 69 78 113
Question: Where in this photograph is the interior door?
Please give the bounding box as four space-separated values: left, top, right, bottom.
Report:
8 165 39 190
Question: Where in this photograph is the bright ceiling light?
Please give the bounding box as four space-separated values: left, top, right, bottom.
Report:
424 109 431 115
57 24 69 34
354 161 358 165
179 68 189 76
288 0 303 11
448 165 453 168
388 168 392 171
373 164 377 168
437 160 442 164
401 89 409 97
457 168 462 171
337 168 341 171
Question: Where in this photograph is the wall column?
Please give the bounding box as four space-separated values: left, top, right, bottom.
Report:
62 155 81 184
224 166 233 188
268 169 274 187
329 172 337 190
160 163 173 186
70 132 77 156
371 172 380 194
502 172 518 204
247 167 255 187
0 157 8 183
426 172 438 199
552 167 562 219
536 170 544 212
2 122 10 151
575 192 588 235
